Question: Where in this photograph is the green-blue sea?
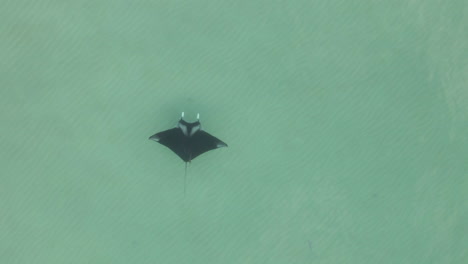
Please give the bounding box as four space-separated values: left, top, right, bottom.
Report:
1 1 467 263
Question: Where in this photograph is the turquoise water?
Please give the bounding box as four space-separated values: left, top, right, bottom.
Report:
1 1 467 263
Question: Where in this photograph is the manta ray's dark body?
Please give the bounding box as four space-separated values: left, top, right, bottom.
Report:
149 113 227 162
